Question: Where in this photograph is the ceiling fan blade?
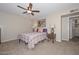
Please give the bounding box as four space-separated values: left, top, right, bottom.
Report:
32 10 40 12
29 3 32 8
17 5 27 10
29 3 32 7
22 11 27 14
31 13 34 16
28 3 32 10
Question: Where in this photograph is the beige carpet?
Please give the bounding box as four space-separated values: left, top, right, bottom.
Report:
0 39 79 55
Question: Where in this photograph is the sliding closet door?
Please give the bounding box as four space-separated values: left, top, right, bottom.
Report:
61 16 69 41
69 18 73 39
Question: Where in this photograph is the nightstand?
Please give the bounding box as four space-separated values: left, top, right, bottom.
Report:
47 32 56 43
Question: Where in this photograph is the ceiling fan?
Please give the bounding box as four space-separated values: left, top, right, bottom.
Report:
17 3 40 16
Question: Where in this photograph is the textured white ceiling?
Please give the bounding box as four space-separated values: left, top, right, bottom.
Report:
0 3 79 19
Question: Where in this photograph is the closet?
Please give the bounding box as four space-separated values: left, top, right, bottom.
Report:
61 12 79 41
70 16 79 38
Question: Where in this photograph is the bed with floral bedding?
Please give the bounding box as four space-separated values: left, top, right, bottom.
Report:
18 32 47 49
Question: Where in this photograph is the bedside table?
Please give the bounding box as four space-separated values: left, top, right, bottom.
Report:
47 32 56 43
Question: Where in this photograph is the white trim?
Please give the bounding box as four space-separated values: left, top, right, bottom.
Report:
62 39 69 41
1 38 17 43
56 39 62 42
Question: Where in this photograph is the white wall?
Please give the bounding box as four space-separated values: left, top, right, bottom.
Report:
0 12 32 42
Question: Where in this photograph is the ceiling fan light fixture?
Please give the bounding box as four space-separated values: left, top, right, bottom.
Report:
17 3 40 16
27 10 32 13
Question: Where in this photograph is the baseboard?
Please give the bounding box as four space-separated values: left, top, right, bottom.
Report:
62 39 69 41
1 38 18 43
56 39 62 42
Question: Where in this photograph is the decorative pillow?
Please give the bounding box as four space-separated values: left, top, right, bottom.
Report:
38 28 43 32
43 28 47 32
37 28 39 32
34 28 37 32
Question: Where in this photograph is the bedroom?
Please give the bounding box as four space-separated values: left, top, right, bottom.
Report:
0 3 79 55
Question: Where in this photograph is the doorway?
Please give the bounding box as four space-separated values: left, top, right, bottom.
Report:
69 16 79 42
61 15 79 42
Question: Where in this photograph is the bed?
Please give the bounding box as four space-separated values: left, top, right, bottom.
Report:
17 32 47 49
